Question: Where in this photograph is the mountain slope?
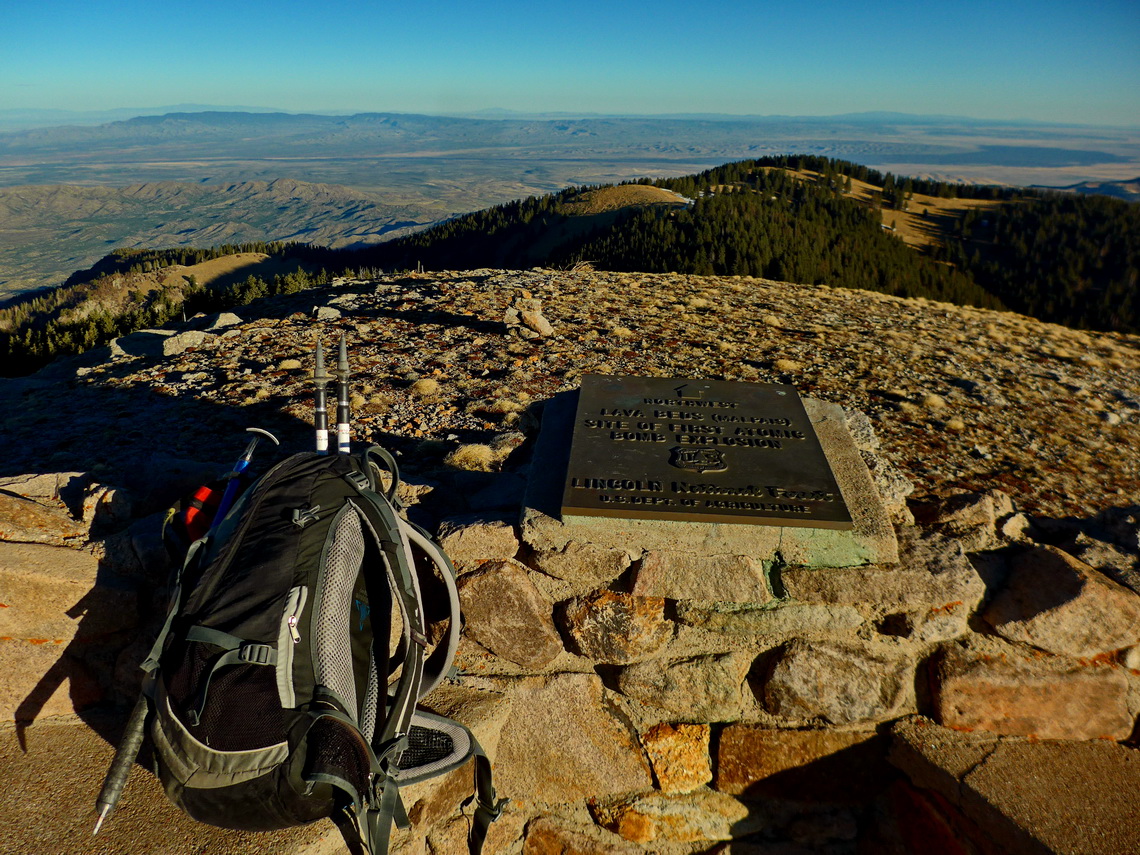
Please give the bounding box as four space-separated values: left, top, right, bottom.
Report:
0 179 434 295
342 157 1140 332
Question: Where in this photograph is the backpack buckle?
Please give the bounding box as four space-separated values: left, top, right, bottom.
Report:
238 643 275 665
291 504 322 528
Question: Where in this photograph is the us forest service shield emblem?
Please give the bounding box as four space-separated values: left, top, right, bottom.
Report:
669 446 728 473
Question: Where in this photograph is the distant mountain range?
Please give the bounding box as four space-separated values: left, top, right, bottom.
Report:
2 110 1136 192
5 107 1137 133
0 105 284 132
1036 177 1140 202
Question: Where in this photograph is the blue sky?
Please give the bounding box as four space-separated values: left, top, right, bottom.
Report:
2 0 1138 125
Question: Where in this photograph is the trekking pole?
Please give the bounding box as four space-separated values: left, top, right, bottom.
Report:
93 693 148 834
313 339 331 454
209 427 279 533
335 332 351 454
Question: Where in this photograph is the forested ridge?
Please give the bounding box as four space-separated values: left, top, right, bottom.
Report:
0 242 330 376
346 157 1002 310
2 156 1137 376
345 155 1138 331
936 193 1139 333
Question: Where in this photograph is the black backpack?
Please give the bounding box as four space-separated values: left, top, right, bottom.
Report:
105 446 502 854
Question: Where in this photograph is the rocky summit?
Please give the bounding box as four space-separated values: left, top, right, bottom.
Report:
1 268 1139 854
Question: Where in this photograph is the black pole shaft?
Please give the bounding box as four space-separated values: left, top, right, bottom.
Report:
93 693 148 834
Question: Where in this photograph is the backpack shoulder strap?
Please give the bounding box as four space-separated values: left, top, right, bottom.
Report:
351 446 463 697
396 518 462 697
348 448 427 748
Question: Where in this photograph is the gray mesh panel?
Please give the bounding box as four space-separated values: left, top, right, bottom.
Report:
394 715 472 783
315 506 365 719
360 648 379 743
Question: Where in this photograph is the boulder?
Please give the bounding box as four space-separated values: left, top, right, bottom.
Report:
781 529 984 612
81 484 134 530
559 591 672 663
616 653 752 720
0 542 127 721
522 817 644 855
715 725 888 803
642 722 712 794
520 309 555 337
890 716 1140 855
676 602 862 637
590 790 754 844
162 329 209 356
457 561 562 670
0 492 84 545
526 541 634 589
631 551 773 604
0 541 132 643
494 673 652 802
933 640 1133 740
0 472 88 513
983 545 1140 657
763 640 911 725
437 513 520 570
205 312 243 330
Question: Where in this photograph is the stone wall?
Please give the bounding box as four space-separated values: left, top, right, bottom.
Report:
395 406 1140 853
2 406 1139 854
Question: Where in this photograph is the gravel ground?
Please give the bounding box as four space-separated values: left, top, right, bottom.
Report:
3 268 1138 521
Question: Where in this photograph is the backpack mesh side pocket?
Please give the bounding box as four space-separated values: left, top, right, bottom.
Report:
304 715 373 807
166 641 286 751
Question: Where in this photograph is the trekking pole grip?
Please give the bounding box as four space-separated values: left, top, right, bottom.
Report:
94 693 148 834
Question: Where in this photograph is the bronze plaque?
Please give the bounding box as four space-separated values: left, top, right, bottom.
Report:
561 375 853 529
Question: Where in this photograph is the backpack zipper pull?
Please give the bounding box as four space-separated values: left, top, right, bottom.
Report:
283 586 308 645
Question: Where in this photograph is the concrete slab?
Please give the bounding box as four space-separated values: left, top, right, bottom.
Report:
890 716 1140 855
521 391 897 570
0 717 342 855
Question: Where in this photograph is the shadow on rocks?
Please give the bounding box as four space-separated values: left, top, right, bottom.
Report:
2 352 317 763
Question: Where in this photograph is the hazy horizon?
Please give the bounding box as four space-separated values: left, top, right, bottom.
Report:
4 104 1138 127
4 1 1138 127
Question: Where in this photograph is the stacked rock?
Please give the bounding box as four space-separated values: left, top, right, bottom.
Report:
504 291 555 339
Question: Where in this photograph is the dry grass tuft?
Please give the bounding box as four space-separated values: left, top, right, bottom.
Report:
922 394 948 410
409 378 441 398
444 444 495 472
